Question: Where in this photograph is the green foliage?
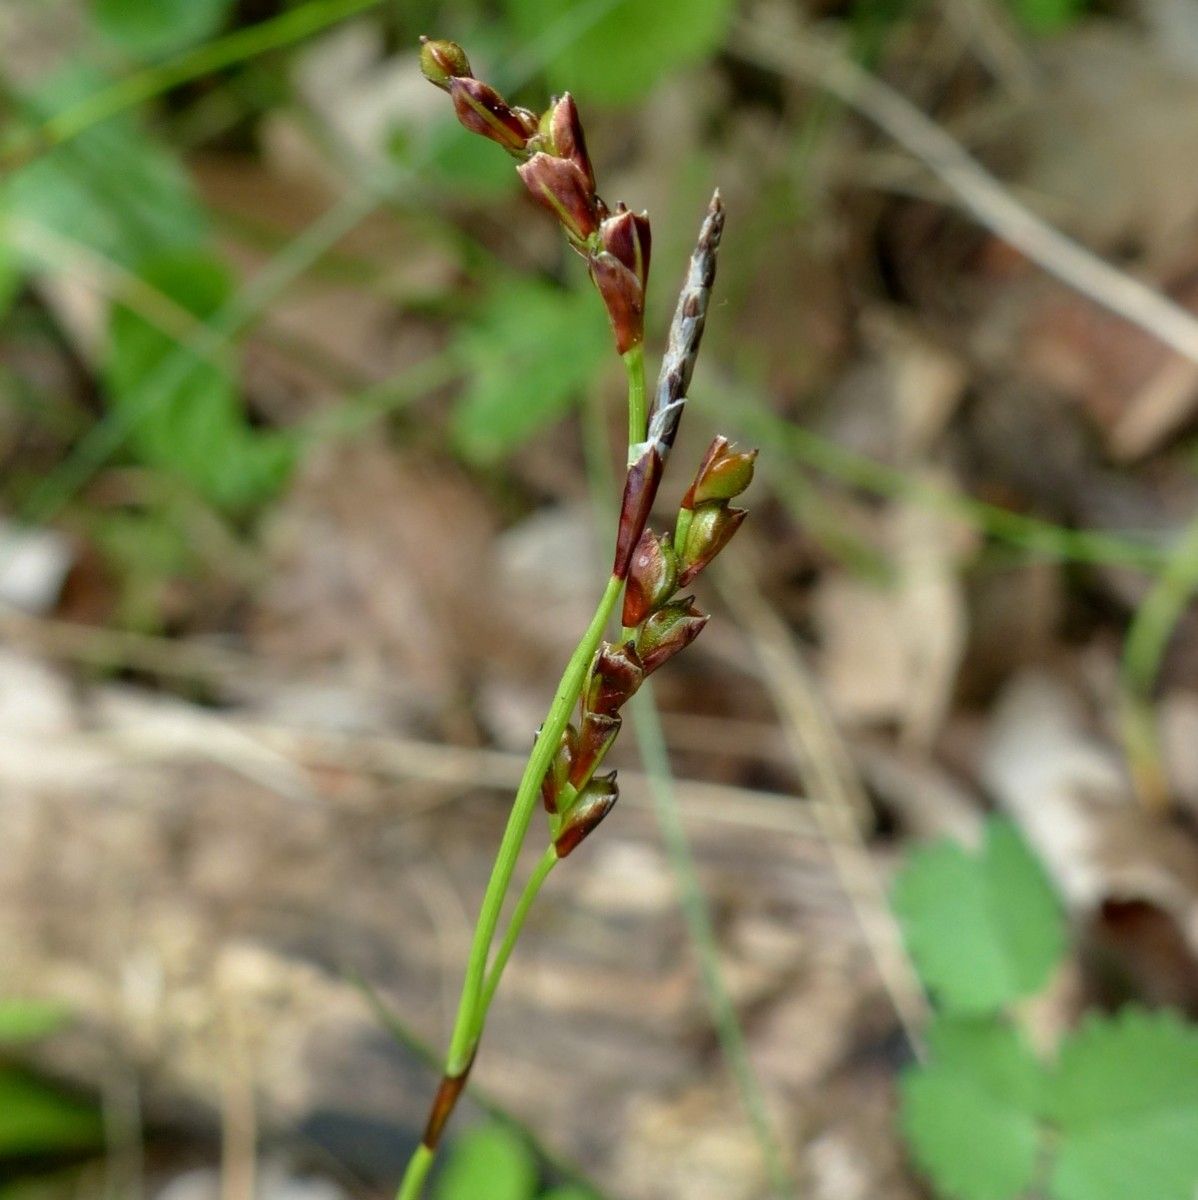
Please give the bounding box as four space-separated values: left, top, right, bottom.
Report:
450 276 611 464
895 820 1198 1200
0 1003 71 1045
901 1018 1045 1200
892 817 1065 1014
0 236 21 323
0 1074 103 1158
4 69 207 270
93 0 236 59
1047 1009 1198 1200
0 1006 100 1161
435 1125 538 1200
505 0 734 104
1005 0 1087 36
104 250 295 513
434 1124 601 1200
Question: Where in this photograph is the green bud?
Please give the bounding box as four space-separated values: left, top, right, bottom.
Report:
555 772 618 858
419 37 472 90
682 436 757 508
677 502 746 587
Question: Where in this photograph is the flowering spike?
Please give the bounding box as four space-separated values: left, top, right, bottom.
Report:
584 642 644 716
569 712 621 790
677 504 747 587
517 152 600 242
641 191 725 466
636 597 709 674
555 772 619 858
449 77 531 153
622 530 676 628
681 436 757 509
419 37 472 90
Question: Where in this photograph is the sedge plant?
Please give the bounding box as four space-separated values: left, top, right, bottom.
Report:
397 39 757 1199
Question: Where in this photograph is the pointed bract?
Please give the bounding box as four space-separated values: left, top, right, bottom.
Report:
637 596 709 674
584 641 643 716
600 206 651 289
555 772 619 858
545 93 595 193
612 448 663 579
569 711 621 790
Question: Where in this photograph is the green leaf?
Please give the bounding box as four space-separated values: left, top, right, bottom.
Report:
0 1070 103 1157
1005 0 1086 36
1048 1007 1198 1200
93 0 235 58
0 232 19 322
451 276 611 464
901 1016 1046 1200
0 1002 72 1045
504 0 734 104
4 68 207 270
435 1124 538 1200
105 249 295 512
892 817 1065 1014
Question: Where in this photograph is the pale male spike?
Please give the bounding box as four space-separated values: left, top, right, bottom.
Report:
629 189 725 466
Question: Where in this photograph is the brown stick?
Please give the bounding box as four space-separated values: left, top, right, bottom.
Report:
420 1050 477 1151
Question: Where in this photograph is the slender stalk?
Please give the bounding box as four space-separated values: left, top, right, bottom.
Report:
480 846 559 1015
1120 510 1198 811
396 1146 434 1200
446 574 623 1078
394 575 621 1199
623 344 647 450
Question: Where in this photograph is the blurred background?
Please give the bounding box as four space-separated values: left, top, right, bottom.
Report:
2 0 1198 1197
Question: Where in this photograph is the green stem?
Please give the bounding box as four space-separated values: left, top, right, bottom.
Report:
396 1146 434 1200
444 573 622 1076
1119 510 1198 811
397 280 645 1200
623 344 647 451
394 574 623 1200
480 845 559 1015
